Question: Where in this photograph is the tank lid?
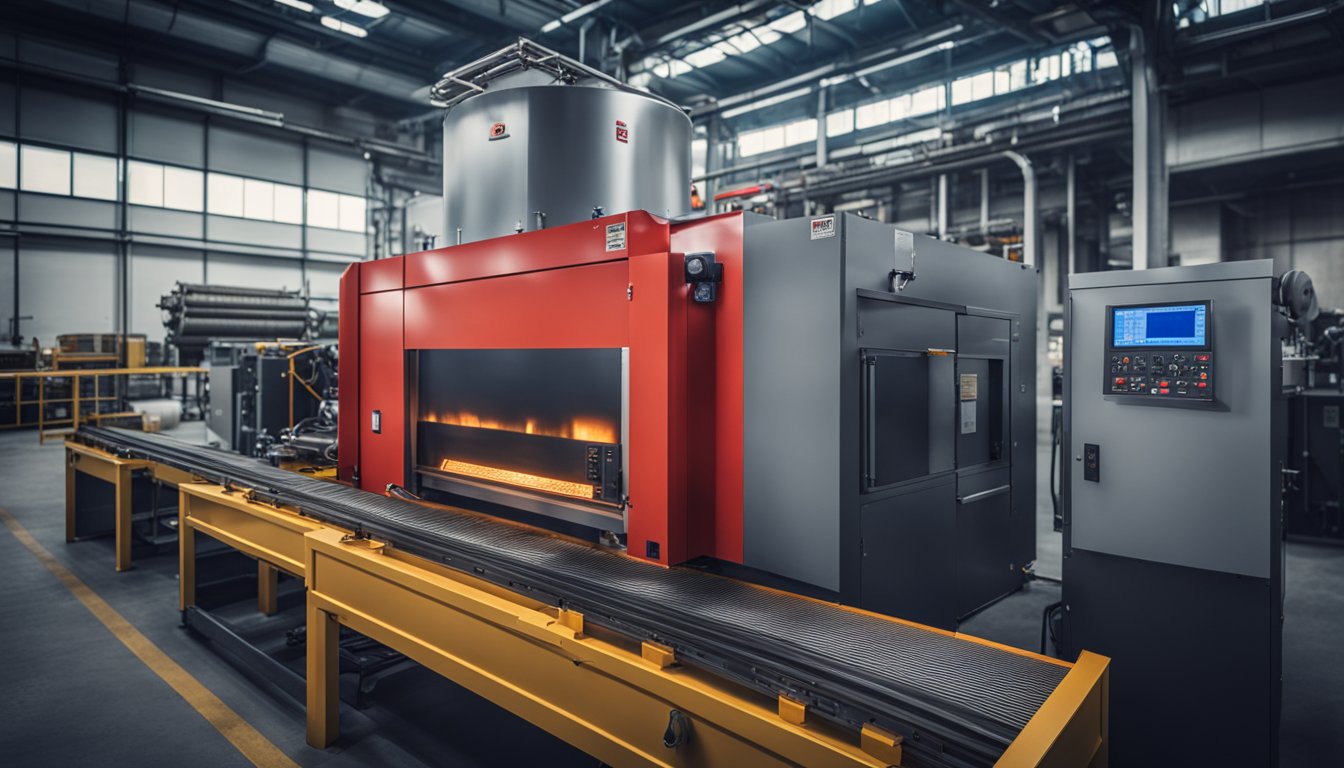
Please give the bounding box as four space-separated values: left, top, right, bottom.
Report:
429 37 683 113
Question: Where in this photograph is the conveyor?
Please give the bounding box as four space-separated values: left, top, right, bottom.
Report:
79 426 1083 767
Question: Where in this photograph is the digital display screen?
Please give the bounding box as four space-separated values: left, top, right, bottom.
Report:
1112 304 1207 348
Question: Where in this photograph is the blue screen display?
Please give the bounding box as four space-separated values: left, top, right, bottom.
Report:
1112 304 1207 347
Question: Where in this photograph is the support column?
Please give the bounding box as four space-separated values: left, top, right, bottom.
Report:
1130 24 1168 270
1067 153 1078 274
115 465 134 572
979 169 990 233
179 491 195 611
258 562 279 616
307 601 340 747
936 174 949 239
815 87 828 168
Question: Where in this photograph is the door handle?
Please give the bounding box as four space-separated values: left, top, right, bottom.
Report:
957 484 1010 505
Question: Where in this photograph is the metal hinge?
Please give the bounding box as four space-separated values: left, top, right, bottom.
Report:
627 283 634 301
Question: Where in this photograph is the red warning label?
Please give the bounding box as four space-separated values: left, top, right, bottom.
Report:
615 120 629 144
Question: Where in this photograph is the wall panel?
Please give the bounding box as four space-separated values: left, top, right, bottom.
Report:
19 239 117 343
19 86 118 153
131 110 206 167
208 125 303 184
129 245 203 340
206 253 303 292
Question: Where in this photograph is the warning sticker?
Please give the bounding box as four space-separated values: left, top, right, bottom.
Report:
810 215 836 240
961 400 977 434
960 373 979 401
605 222 627 252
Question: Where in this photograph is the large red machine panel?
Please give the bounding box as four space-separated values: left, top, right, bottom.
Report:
358 289 406 492
342 212 757 569
627 251 687 565
404 211 669 289
338 262 361 482
404 261 630 350
671 212 746 564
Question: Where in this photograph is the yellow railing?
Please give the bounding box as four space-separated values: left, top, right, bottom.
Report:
0 367 207 442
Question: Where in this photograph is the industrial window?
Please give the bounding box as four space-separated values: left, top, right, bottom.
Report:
1097 49 1119 68
768 11 807 34
784 118 817 146
127 160 164 206
163 166 203 212
683 46 727 68
20 145 71 196
854 100 890 130
273 183 304 224
0 141 15 188
306 189 340 229
72 153 118 201
207 173 245 218
810 0 857 21
243 178 275 221
691 138 707 179
908 86 944 116
338 193 367 233
826 109 854 137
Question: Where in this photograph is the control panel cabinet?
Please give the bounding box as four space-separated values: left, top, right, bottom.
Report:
1103 301 1214 401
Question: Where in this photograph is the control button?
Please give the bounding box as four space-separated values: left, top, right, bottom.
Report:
1114 377 1126 387
1200 372 1208 380
1197 382 1207 388
1122 356 1130 364
1159 388 1170 394
1195 353 1210 362
1159 380 1170 387
1111 355 1119 363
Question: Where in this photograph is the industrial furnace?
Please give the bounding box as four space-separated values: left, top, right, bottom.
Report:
340 40 1037 628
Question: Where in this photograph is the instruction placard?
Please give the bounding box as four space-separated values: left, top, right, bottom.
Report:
605 222 627 252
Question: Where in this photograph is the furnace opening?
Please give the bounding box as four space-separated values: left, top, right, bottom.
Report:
414 348 626 518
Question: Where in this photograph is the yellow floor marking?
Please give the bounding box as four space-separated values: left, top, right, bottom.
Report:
0 506 302 768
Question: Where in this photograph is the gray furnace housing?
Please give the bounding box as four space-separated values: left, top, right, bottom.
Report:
737 213 1037 630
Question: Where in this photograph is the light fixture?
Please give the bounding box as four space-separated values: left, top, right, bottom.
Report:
684 251 723 304
321 15 369 37
333 0 389 19
274 0 315 11
540 0 615 33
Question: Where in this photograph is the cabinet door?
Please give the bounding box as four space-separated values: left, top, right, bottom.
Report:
956 467 1017 617
860 477 957 629
862 351 954 490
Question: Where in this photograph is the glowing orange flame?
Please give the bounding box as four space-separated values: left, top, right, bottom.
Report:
423 411 617 444
438 459 596 500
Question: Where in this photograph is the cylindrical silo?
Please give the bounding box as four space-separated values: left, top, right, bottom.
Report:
440 65 692 245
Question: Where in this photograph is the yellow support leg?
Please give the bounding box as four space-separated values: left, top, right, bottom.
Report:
258 562 279 616
65 449 77 543
115 465 134 572
306 598 340 748
179 490 195 612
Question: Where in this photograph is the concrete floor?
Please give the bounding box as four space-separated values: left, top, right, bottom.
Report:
1 424 1341 766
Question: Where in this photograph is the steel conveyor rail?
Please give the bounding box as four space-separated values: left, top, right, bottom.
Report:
78 427 1067 768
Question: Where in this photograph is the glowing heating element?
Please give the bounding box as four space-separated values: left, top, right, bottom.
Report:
439 458 596 501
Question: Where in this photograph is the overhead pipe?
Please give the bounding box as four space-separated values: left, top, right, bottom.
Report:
1001 150 1037 268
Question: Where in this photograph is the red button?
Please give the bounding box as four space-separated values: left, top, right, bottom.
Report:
1197 382 1207 388
1200 372 1208 380
1114 377 1126 387
1196 354 1210 362
1159 388 1170 394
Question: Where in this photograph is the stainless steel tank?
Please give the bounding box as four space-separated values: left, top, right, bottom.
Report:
435 41 692 245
